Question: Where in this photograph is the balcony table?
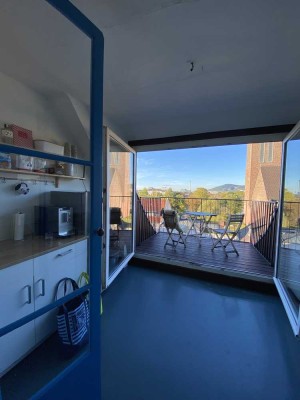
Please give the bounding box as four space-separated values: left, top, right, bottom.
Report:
182 211 217 244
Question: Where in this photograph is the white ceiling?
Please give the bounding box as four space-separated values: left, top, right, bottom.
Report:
72 0 300 143
1 0 300 146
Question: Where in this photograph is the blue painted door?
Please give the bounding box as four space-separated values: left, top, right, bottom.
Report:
0 1 104 398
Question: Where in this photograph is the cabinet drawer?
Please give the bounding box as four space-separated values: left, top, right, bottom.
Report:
33 240 88 343
33 244 76 309
0 260 35 376
75 238 87 256
39 243 76 266
0 260 34 328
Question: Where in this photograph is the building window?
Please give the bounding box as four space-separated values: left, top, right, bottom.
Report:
266 142 274 162
260 143 265 163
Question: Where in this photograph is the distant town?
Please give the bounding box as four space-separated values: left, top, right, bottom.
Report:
138 183 245 198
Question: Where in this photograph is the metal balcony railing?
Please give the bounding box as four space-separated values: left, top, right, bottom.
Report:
136 196 279 266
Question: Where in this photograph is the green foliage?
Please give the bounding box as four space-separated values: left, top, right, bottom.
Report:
216 191 244 201
150 190 163 197
164 188 174 198
164 188 187 213
215 191 244 221
283 189 297 202
191 187 210 199
138 187 149 197
184 189 245 225
188 188 210 211
282 189 300 228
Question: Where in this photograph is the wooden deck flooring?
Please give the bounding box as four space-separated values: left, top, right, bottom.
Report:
135 232 274 280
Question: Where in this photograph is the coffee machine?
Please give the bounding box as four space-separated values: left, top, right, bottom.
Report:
34 206 74 237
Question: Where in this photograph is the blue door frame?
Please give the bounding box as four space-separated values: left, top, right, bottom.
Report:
35 1 104 398
0 1 104 398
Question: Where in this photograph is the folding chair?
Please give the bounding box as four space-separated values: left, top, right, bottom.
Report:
161 209 187 248
211 214 244 256
110 207 122 242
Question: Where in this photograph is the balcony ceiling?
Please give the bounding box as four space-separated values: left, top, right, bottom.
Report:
74 0 300 145
1 0 300 147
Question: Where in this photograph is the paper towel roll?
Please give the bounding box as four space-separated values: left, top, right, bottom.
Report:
14 212 25 241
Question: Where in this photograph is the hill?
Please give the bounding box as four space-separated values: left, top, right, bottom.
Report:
209 184 245 193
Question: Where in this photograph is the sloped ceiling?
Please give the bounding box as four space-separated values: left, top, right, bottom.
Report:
0 0 300 145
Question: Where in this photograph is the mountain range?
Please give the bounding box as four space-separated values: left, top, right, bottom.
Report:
209 184 245 192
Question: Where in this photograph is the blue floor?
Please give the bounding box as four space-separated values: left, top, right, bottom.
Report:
101 265 300 400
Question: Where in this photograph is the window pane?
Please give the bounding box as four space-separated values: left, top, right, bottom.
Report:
0 159 91 393
259 143 265 163
267 142 274 162
108 137 134 278
0 0 91 161
0 1 95 398
0 289 90 399
277 131 300 316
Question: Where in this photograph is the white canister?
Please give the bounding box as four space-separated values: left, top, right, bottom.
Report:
65 163 74 176
14 212 25 240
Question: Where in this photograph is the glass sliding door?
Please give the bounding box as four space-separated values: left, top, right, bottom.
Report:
275 121 300 336
104 128 136 288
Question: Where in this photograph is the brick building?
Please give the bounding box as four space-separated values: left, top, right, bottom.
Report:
244 142 282 224
245 142 282 201
109 151 132 218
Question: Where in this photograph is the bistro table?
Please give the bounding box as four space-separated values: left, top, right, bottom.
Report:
182 211 217 244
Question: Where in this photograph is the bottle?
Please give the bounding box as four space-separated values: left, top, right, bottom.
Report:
71 144 78 158
65 163 74 176
64 142 71 157
1 124 13 145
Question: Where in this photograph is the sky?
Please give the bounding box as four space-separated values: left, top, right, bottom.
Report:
285 139 300 194
137 144 247 191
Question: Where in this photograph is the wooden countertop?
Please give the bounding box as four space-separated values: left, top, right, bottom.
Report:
0 235 88 270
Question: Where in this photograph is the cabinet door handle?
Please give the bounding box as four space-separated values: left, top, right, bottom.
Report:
24 285 32 304
57 249 73 257
37 279 45 297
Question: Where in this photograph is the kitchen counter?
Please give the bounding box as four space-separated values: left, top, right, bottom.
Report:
0 235 88 270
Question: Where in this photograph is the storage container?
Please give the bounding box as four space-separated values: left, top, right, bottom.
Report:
33 158 47 173
34 140 64 155
0 153 11 169
12 155 34 171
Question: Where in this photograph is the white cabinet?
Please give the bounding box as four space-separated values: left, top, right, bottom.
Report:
0 239 88 375
34 240 88 343
0 260 35 376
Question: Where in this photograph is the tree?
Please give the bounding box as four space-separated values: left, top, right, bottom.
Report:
138 187 149 197
188 187 211 211
164 188 187 213
282 189 299 228
191 187 210 199
164 188 174 198
212 191 245 224
151 190 163 197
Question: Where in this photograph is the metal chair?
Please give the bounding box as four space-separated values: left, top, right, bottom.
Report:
110 207 122 242
161 209 187 248
211 214 244 256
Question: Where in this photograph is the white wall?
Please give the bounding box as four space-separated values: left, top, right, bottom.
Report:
0 70 90 159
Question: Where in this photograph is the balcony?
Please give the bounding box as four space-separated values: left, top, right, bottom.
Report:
135 196 279 282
